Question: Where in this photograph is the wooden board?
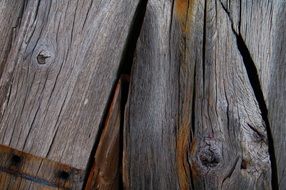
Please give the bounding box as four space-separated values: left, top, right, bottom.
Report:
0 0 141 171
216 1 286 189
0 144 84 189
191 1 271 189
123 0 272 189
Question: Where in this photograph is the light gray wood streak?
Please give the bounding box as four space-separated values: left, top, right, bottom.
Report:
268 1 286 189
123 0 181 189
0 0 25 76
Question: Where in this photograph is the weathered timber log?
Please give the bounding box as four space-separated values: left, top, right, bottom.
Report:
123 0 273 189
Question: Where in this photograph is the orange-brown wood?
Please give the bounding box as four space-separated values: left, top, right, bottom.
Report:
85 76 128 190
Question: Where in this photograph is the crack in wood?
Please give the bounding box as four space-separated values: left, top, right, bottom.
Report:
220 156 240 188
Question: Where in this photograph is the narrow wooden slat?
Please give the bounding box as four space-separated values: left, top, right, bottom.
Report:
123 0 195 188
268 2 286 189
0 144 84 189
85 76 128 190
0 0 141 172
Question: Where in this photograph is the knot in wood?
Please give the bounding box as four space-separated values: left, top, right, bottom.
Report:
57 170 70 180
37 51 51 64
33 39 55 65
197 139 222 168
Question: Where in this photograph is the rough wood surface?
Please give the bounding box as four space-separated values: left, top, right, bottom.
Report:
85 77 126 190
124 0 272 189
0 0 141 170
0 144 84 189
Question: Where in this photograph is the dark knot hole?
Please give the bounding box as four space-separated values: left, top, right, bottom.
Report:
58 170 70 180
10 154 22 166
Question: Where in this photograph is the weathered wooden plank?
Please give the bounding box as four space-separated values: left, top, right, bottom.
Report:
123 0 198 188
0 144 84 189
85 76 128 190
124 0 272 189
217 1 286 189
0 0 141 172
190 1 271 189
123 0 179 189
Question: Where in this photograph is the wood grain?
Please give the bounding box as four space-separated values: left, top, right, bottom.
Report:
0 0 141 172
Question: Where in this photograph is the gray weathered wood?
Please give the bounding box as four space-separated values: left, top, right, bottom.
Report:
124 0 272 189
218 1 286 189
191 1 271 189
0 0 141 171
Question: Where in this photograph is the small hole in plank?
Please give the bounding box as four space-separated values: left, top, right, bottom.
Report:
58 170 70 180
241 159 247 169
10 154 22 166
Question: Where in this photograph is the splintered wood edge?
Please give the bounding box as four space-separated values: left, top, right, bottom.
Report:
0 144 85 189
85 75 129 190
